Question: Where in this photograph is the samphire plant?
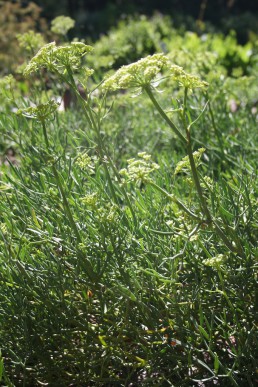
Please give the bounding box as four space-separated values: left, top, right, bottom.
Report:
102 53 246 259
20 44 245 259
0 38 256 386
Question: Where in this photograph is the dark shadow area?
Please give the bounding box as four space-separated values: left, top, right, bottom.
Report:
20 0 258 42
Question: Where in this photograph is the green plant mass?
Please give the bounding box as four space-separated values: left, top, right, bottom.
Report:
0 12 257 387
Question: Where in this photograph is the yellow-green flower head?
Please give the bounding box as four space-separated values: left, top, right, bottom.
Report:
0 223 7 235
82 67 94 78
78 66 95 88
17 30 45 53
76 152 95 173
102 53 170 90
51 16 75 35
204 254 226 268
170 65 209 90
17 100 59 122
120 152 160 184
23 41 93 76
23 42 56 76
54 42 93 70
174 148 206 175
81 192 98 207
0 75 16 104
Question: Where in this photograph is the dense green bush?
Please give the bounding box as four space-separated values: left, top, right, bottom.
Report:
0 15 257 386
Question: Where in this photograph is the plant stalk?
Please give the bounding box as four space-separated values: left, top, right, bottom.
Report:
144 85 187 144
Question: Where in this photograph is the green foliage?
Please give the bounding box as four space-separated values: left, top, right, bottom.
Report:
0 15 257 387
87 14 173 72
87 14 257 80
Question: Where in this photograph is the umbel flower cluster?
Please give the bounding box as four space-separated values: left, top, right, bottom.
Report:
204 254 227 268
22 42 207 93
120 152 160 184
102 54 170 90
76 152 95 174
23 41 93 76
17 100 60 122
174 148 206 175
102 53 208 91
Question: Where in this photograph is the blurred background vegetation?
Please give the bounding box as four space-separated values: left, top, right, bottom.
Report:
28 0 258 42
1 0 257 76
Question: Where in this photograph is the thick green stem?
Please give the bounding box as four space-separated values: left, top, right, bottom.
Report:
41 120 50 149
144 86 187 145
41 121 81 242
186 130 211 222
